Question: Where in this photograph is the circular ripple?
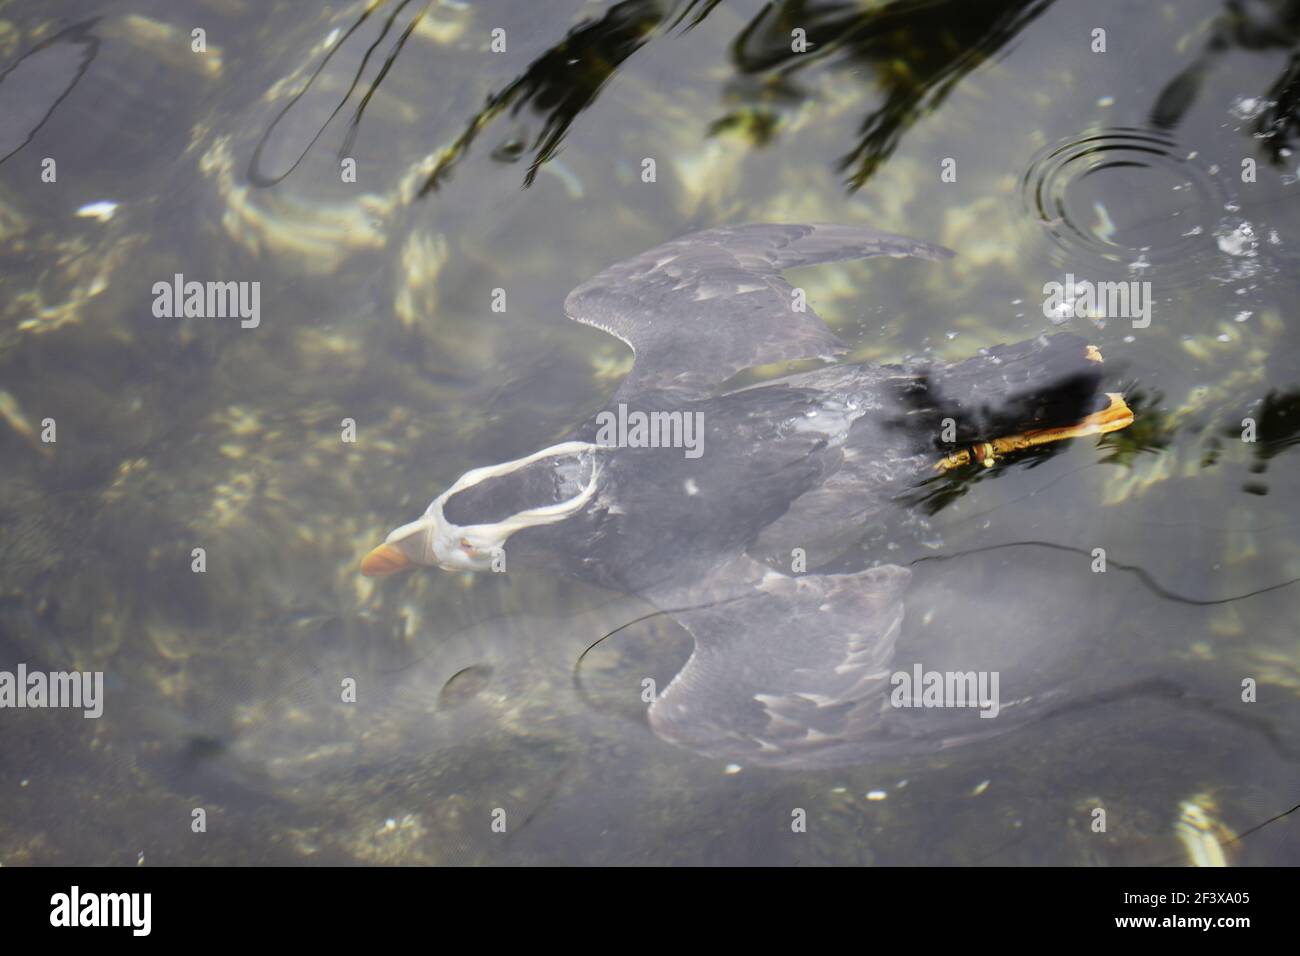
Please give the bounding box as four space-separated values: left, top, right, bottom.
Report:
1021 128 1229 279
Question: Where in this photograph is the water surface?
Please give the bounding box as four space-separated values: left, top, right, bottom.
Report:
1 0 1298 864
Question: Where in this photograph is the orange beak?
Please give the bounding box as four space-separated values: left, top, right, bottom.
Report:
360 543 414 577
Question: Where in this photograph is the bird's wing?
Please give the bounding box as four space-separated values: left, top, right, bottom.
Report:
645 555 914 769
563 223 952 398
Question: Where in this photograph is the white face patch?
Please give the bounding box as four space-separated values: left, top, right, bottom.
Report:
386 441 606 572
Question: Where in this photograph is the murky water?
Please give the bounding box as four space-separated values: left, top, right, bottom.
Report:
1 0 1297 864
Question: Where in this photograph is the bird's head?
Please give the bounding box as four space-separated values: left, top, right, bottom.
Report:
361 442 602 577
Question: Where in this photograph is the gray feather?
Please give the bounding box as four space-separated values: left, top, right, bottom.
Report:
564 223 952 397
646 557 912 769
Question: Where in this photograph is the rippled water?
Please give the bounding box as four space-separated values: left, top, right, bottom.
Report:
1021 128 1231 278
1 0 1298 865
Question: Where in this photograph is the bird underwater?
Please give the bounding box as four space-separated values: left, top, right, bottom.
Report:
362 223 1135 769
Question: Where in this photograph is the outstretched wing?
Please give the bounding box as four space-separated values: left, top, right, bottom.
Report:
646 557 914 769
564 223 952 397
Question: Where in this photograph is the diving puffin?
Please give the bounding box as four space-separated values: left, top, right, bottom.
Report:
361 224 1133 769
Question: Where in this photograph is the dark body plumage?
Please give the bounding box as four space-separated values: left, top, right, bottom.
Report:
407 224 1116 768
448 336 1104 596
451 374 915 594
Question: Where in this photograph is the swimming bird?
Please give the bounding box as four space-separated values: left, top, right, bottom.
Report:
362 224 1133 769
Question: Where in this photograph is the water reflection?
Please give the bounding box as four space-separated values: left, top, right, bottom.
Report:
724 0 1056 188
422 0 1059 193
282 0 1300 206
423 0 665 192
1151 0 1300 168
247 0 432 186
0 19 99 164
1238 386 1300 488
